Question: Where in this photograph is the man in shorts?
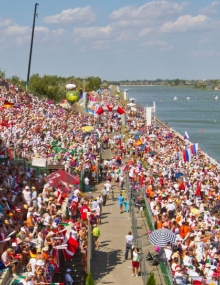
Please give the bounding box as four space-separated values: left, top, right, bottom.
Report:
92 224 100 250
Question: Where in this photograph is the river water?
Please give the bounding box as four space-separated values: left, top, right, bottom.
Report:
121 86 220 163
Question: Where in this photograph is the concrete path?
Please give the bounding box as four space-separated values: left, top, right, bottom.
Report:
90 197 143 285
90 141 166 285
91 142 143 284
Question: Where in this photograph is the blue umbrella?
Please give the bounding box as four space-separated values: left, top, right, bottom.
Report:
175 172 183 178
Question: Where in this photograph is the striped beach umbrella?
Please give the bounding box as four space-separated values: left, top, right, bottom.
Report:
149 228 176 247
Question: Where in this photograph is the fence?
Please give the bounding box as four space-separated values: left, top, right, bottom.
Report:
126 175 149 285
140 187 174 285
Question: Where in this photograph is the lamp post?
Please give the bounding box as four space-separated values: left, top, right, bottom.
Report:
26 3 39 91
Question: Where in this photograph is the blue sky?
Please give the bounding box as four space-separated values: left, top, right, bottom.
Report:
1 0 220 81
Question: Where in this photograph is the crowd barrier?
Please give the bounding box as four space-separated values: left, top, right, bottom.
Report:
140 187 174 285
126 174 149 285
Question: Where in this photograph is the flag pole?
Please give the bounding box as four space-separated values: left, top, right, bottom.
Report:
26 3 39 91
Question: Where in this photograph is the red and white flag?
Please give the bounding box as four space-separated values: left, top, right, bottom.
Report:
62 233 79 261
57 188 62 205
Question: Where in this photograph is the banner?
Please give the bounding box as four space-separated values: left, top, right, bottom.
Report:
32 158 47 167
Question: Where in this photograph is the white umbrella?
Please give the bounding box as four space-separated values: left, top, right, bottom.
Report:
127 102 136 106
129 98 136 101
149 228 176 247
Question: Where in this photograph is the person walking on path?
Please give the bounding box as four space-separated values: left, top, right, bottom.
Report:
101 186 107 206
64 268 74 285
117 193 124 213
84 176 90 192
92 224 100 250
104 180 112 200
132 246 140 277
125 231 134 260
119 174 124 190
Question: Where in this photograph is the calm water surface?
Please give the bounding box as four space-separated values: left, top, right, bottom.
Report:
123 86 220 163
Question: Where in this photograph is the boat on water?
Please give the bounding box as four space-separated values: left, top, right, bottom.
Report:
186 97 190 100
173 96 178 100
215 96 218 100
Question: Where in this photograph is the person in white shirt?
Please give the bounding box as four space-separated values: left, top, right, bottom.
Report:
174 267 187 285
27 257 37 273
104 181 112 199
125 231 134 260
96 204 101 225
97 195 103 214
166 199 176 218
84 176 90 192
119 174 124 190
22 186 32 206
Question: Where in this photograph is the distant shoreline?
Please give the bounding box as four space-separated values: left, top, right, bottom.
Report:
119 84 160 87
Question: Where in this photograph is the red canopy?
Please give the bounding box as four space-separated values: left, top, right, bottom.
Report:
46 170 80 189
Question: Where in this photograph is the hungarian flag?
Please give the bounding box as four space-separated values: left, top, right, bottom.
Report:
62 233 79 261
3 100 14 108
0 150 5 160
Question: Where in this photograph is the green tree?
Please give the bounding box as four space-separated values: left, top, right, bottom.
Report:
86 76 102 91
9 75 21 86
86 272 95 285
146 273 156 285
0 69 6 79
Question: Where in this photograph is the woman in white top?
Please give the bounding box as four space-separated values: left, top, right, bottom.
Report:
132 247 140 277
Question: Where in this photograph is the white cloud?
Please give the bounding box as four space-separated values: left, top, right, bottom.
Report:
138 28 153 37
192 50 220 57
200 1 220 15
141 40 173 51
161 15 210 33
4 24 30 36
109 1 185 21
35 26 50 33
43 6 96 25
74 25 113 39
52 29 66 36
0 17 13 28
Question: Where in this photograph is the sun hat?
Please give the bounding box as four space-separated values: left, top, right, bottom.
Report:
36 260 45 266
27 272 35 278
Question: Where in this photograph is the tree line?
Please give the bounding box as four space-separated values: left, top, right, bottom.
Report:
0 69 107 102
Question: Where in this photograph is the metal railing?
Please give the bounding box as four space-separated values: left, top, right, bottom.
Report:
140 187 174 285
126 175 149 285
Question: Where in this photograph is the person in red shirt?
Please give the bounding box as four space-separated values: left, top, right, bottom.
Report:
80 201 90 224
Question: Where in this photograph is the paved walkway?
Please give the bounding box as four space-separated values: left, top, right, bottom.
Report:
89 136 167 285
90 196 143 285
90 145 143 284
